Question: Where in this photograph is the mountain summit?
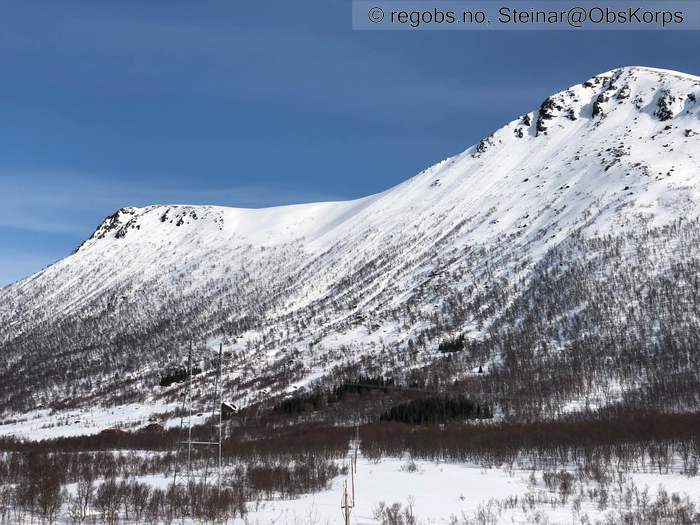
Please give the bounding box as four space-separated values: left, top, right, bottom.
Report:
2 67 699 426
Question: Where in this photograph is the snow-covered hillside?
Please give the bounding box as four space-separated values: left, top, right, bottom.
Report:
2 66 699 427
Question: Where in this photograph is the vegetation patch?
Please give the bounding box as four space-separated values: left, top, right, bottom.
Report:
159 366 202 387
379 396 491 425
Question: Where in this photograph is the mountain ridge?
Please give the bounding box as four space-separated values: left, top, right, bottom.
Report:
73 66 699 255
2 65 699 433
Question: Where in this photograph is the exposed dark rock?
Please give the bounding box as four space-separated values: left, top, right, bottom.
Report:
655 90 677 121
473 135 495 157
616 84 631 101
536 97 564 135
115 217 140 239
91 208 137 240
592 93 610 118
583 75 606 88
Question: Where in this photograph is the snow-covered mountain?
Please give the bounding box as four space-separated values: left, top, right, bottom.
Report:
2 66 699 426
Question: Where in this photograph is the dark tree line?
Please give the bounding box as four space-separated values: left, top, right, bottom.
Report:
379 396 490 425
159 365 202 387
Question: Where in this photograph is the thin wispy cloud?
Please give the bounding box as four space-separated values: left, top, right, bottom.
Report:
0 249 58 289
0 170 347 287
0 171 346 236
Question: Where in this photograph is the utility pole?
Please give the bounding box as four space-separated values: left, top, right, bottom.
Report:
352 423 360 502
341 479 352 525
351 455 355 505
354 424 359 474
341 424 359 525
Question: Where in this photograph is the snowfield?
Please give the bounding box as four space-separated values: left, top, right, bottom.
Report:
1 66 700 525
238 455 700 525
53 453 700 525
2 65 700 423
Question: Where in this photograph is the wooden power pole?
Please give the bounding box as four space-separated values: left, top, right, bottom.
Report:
341 479 352 525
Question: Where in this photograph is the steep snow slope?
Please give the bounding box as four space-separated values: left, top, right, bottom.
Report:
1 66 699 423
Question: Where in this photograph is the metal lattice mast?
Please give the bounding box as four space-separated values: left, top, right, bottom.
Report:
217 343 223 496
186 341 193 482
173 340 227 494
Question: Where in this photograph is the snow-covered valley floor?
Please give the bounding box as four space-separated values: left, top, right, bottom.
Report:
2 410 699 524
2 439 699 524
238 455 700 524
44 455 698 524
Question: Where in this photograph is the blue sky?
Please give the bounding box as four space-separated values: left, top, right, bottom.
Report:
0 0 697 286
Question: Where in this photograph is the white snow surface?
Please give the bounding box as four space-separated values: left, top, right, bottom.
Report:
0 403 177 440
2 66 700 426
237 455 700 525
56 453 700 524
14 67 700 313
